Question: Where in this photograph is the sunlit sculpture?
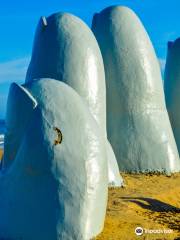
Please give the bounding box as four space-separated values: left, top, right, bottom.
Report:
164 39 180 154
26 12 123 186
0 79 108 239
92 6 180 173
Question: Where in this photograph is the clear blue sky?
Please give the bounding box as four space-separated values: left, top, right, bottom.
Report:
0 0 180 118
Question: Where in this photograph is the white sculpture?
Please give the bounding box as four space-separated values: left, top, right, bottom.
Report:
164 39 180 154
26 12 123 186
3 83 37 169
92 6 180 173
0 79 108 239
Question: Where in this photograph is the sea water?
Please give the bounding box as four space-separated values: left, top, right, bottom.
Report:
0 120 5 149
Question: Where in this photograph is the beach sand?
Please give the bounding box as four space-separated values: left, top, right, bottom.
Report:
96 173 180 240
0 149 2 161
0 150 179 239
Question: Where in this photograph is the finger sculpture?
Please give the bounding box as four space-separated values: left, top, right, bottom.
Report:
26 12 123 185
92 6 180 173
3 84 37 169
164 39 180 154
0 79 108 240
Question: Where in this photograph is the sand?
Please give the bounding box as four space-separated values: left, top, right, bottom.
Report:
96 173 180 240
0 150 179 239
0 149 2 161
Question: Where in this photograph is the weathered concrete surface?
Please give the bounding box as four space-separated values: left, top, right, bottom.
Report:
164 39 180 154
26 12 122 185
0 79 108 240
92 6 180 173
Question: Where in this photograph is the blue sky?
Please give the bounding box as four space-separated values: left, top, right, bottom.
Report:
0 0 180 118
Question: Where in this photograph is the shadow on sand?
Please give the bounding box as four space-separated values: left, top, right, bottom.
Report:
120 197 180 213
121 197 180 231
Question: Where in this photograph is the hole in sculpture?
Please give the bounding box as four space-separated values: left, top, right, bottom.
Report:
53 127 63 145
